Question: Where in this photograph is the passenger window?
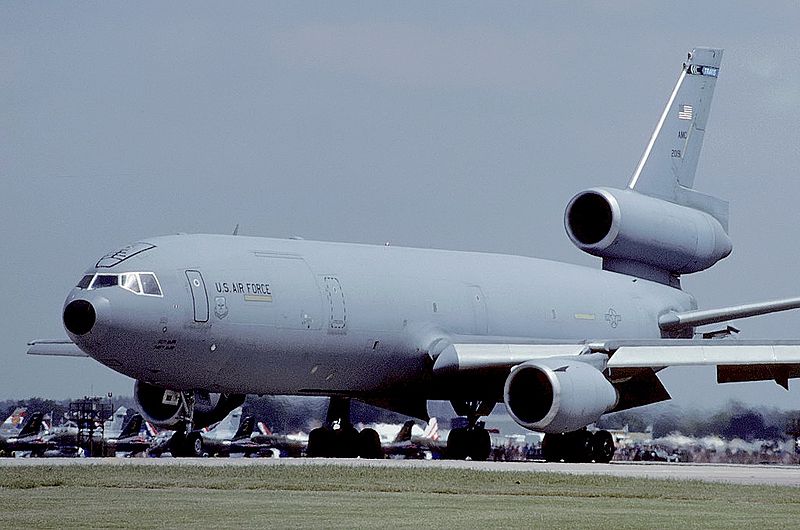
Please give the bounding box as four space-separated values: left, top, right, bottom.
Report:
91 274 118 289
76 275 94 289
120 274 142 294
140 273 162 296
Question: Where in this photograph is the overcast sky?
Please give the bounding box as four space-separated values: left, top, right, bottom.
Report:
3 3 800 410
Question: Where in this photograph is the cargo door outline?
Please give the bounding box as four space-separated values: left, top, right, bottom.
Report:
185 270 209 322
323 276 346 333
470 285 488 334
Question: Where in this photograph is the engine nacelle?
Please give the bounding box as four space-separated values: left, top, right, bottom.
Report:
564 187 731 274
503 359 617 433
134 380 245 429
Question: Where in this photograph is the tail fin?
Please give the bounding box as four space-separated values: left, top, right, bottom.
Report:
118 414 143 439
0 408 27 436
105 407 127 438
422 417 440 441
393 420 416 443
145 421 160 437
19 412 44 438
628 47 728 227
206 406 242 437
257 421 272 436
233 415 255 441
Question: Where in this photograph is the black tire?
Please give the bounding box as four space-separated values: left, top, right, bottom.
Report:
541 433 563 462
307 427 332 458
564 431 593 463
186 432 203 457
333 426 360 458
358 428 383 459
169 431 188 457
591 430 615 463
446 428 469 460
468 429 491 461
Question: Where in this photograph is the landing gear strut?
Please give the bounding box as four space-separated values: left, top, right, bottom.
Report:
446 400 494 461
167 392 204 457
306 397 383 458
541 429 615 463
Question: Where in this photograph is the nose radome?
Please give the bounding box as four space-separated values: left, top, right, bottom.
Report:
63 300 96 336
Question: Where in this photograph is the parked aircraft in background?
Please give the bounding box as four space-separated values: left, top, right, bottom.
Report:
30 47 800 462
382 418 446 459
251 422 306 458
105 413 150 455
45 406 129 448
0 409 52 457
198 406 267 457
0 408 27 438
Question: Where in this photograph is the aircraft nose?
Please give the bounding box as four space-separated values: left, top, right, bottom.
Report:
63 299 96 336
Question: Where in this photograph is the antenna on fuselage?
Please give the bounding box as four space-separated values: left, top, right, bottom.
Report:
232 223 240 236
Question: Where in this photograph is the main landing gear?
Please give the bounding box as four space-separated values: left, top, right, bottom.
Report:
446 400 493 461
166 392 205 457
306 397 383 458
541 429 615 463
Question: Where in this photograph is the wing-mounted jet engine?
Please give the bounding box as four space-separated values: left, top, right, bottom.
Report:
134 381 245 456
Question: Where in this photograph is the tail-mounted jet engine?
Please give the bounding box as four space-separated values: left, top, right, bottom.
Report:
503 359 618 433
564 187 732 278
134 380 245 430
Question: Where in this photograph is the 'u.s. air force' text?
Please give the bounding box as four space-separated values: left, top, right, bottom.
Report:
214 281 272 295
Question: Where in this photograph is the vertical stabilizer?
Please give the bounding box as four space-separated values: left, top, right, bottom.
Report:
19 412 44 438
118 414 143 440
0 408 26 437
233 415 255 441
628 48 725 222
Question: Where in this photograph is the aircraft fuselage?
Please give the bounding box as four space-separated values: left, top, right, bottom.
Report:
64 234 695 400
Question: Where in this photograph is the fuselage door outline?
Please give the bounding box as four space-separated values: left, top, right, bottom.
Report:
185 270 209 323
323 276 346 333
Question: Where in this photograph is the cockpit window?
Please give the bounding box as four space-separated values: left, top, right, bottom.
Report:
139 273 162 296
91 274 119 289
83 272 163 297
120 273 142 294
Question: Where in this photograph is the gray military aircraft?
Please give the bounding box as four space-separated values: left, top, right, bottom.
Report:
0 409 52 457
29 47 800 462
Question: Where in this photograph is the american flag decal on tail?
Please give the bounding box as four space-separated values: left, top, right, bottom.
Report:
678 104 693 120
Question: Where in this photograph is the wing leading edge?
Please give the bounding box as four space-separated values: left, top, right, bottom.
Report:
433 339 800 389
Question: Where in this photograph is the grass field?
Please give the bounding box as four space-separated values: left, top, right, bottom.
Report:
1 464 799 528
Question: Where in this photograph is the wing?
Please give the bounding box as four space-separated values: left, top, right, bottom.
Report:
433 339 800 388
26 339 88 357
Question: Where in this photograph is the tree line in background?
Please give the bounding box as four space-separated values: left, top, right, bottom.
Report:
2 396 797 441
597 401 799 441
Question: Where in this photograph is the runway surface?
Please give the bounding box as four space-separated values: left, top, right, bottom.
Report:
2 458 798 486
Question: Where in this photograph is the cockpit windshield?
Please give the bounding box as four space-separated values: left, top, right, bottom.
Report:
76 272 163 297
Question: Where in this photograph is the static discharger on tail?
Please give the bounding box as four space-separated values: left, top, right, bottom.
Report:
29 47 800 463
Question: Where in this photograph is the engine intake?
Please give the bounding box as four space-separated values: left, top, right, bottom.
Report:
134 380 245 429
565 187 732 275
504 359 617 433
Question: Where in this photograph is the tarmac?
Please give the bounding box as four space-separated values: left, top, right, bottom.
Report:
1 458 799 486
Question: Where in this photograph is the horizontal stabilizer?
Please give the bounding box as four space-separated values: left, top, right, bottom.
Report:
26 339 87 357
658 297 800 331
